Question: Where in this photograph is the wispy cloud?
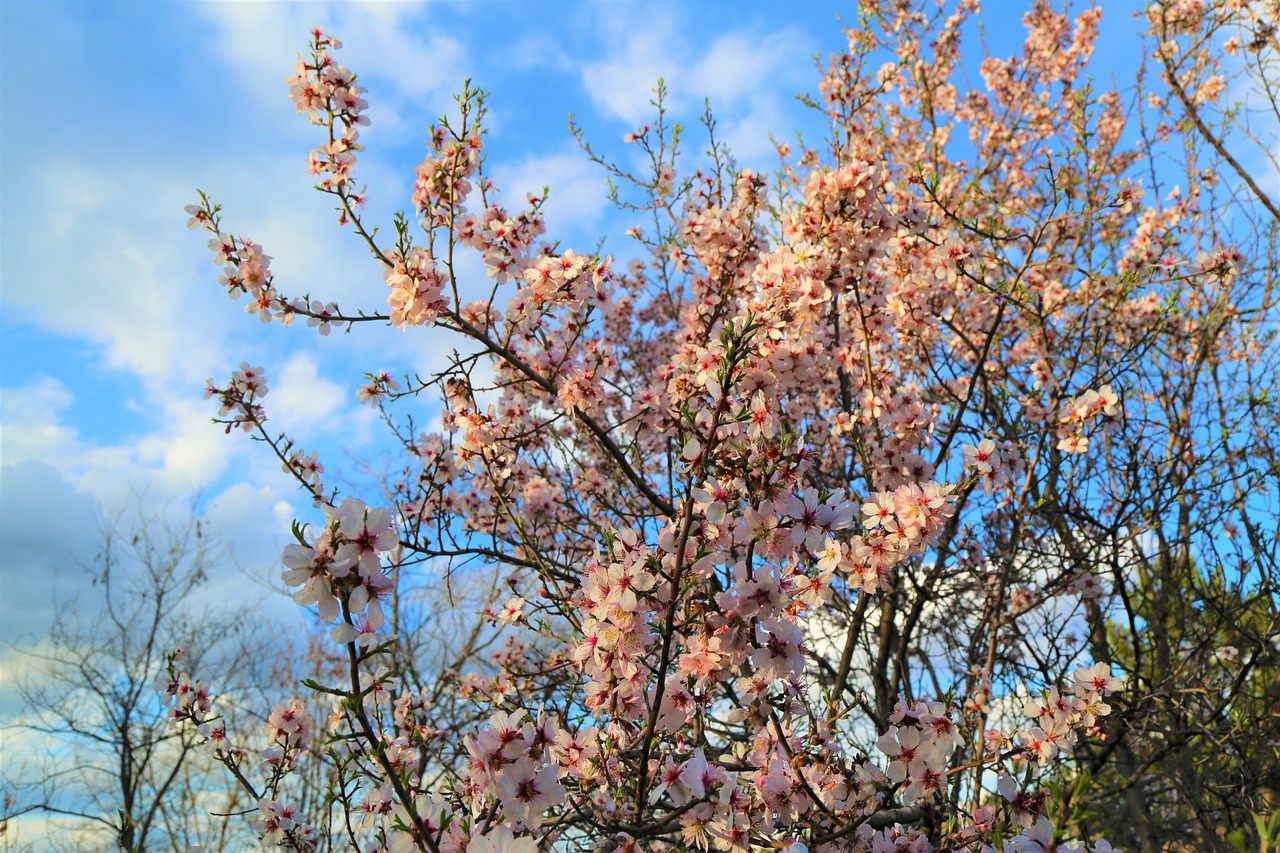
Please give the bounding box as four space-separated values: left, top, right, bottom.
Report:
578 7 815 167
4 161 230 385
191 2 469 144
580 12 682 126
490 148 612 239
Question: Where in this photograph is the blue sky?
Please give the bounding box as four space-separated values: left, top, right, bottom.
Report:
0 0 1172 688
7 0 1250 844
0 0 839 647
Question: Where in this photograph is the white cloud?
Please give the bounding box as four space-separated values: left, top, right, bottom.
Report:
131 397 236 491
580 8 811 143
0 376 239 506
200 480 306 624
5 143 413 407
3 160 232 386
191 1 469 144
581 16 681 126
270 352 347 434
0 376 76 464
689 29 811 109
490 148 611 239
716 99 791 167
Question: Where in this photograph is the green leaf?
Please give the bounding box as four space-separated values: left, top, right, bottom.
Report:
1253 811 1267 840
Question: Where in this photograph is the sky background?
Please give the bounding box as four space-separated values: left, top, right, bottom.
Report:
0 0 857 657
7 0 1273 845
0 0 1188 809
0 0 1107 654
0 0 1180 701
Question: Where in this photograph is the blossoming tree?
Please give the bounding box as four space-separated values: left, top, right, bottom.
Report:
173 1 1279 852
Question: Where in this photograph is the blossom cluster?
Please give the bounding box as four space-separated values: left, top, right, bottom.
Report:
385 246 449 329
186 201 345 334
960 439 1025 499
464 709 569 830
876 700 959 804
205 361 268 434
280 496 396 640
1055 385 1121 454
287 29 369 205
984 663 1124 770
254 799 317 850
169 4 1280 849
